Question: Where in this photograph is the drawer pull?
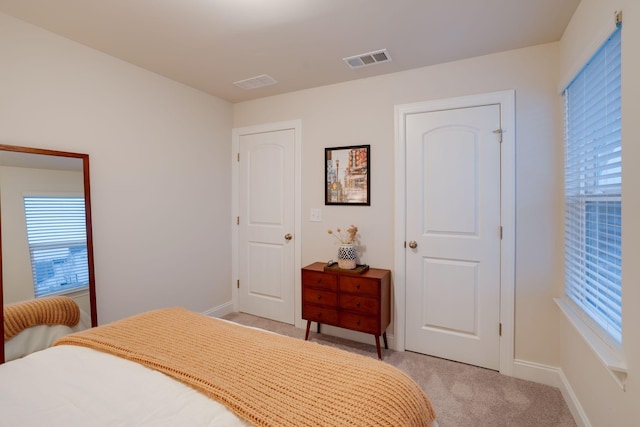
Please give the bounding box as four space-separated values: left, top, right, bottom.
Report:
317 295 322 300
356 283 361 289
317 312 322 317
356 319 361 325
356 302 361 307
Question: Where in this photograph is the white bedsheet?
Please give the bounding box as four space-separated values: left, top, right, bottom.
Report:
0 345 250 427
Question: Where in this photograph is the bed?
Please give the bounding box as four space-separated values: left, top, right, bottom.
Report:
3 296 91 362
0 307 437 426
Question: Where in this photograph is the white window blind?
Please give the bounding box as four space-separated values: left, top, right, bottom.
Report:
564 26 622 344
24 196 89 298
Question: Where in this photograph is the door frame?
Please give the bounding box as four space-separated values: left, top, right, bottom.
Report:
394 91 515 375
231 120 303 327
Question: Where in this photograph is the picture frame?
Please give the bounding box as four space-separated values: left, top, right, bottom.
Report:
325 144 370 205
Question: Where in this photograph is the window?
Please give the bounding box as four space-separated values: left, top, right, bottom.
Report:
563 26 622 345
24 196 89 298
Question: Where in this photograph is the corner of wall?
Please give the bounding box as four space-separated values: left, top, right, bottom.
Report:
202 301 234 318
512 359 590 427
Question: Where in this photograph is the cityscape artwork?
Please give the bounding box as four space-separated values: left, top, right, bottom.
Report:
325 145 370 205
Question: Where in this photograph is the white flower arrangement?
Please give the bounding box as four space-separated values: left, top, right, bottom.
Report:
327 225 358 245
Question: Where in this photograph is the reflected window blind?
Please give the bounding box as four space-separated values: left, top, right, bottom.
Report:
564 26 622 343
24 196 89 298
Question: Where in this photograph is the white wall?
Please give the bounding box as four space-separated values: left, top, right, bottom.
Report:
558 0 639 425
0 12 234 324
234 42 564 367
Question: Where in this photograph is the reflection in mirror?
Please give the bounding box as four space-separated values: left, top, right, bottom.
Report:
0 145 96 364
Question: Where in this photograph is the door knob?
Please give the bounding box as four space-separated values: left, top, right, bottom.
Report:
284 233 293 241
408 240 418 249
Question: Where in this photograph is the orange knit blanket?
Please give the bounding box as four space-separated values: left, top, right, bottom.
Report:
55 307 436 427
4 296 80 341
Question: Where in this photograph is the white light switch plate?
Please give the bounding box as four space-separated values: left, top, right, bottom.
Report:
310 208 322 222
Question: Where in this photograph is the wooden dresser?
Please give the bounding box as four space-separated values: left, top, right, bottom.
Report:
301 262 391 359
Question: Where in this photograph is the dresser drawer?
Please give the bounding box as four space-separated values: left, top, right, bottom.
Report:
302 304 338 325
304 289 338 307
339 276 379 297
302 263 391 359
339 294 379 314
340 312 379 334
302 270 338 291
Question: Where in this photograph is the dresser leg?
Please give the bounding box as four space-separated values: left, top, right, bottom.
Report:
305 320 311 340
375 336 382 359
383 331 388 349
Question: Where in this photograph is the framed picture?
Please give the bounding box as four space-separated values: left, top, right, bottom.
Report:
325 144 370 205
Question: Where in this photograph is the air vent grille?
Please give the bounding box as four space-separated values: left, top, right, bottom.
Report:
233 74 278 90
343 49 392 69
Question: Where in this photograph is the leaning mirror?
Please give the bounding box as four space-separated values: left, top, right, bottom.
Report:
0 144 97 364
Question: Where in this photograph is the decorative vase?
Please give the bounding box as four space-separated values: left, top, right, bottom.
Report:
337 244 357 269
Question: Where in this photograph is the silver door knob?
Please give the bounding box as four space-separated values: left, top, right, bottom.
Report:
408 240 418 249
284 233 293 241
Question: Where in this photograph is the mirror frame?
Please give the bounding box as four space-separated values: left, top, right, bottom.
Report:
0 144 97 364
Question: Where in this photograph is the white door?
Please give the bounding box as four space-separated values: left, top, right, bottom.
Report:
237 128 295 324
405 104 502 370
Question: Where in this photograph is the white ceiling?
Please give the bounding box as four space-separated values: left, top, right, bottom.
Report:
0 0 580 103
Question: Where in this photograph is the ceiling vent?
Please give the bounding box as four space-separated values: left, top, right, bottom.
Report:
233 74 278 90
343 49 392 69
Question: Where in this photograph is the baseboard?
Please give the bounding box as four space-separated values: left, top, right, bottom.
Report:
512 358 562 387
202 301 234 318
556 369 592 427
512 359 590 427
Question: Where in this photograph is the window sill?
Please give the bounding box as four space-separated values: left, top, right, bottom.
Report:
554 297 627 390
41 285 89 299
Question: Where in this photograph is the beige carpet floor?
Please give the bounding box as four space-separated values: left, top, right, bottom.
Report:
223 312 577 427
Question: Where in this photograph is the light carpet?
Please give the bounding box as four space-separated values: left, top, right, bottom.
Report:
223 312 576 427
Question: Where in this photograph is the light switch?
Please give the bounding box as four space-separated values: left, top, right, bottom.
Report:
310 208 322 222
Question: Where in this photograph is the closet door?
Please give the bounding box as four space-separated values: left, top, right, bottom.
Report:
404 104 502 370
